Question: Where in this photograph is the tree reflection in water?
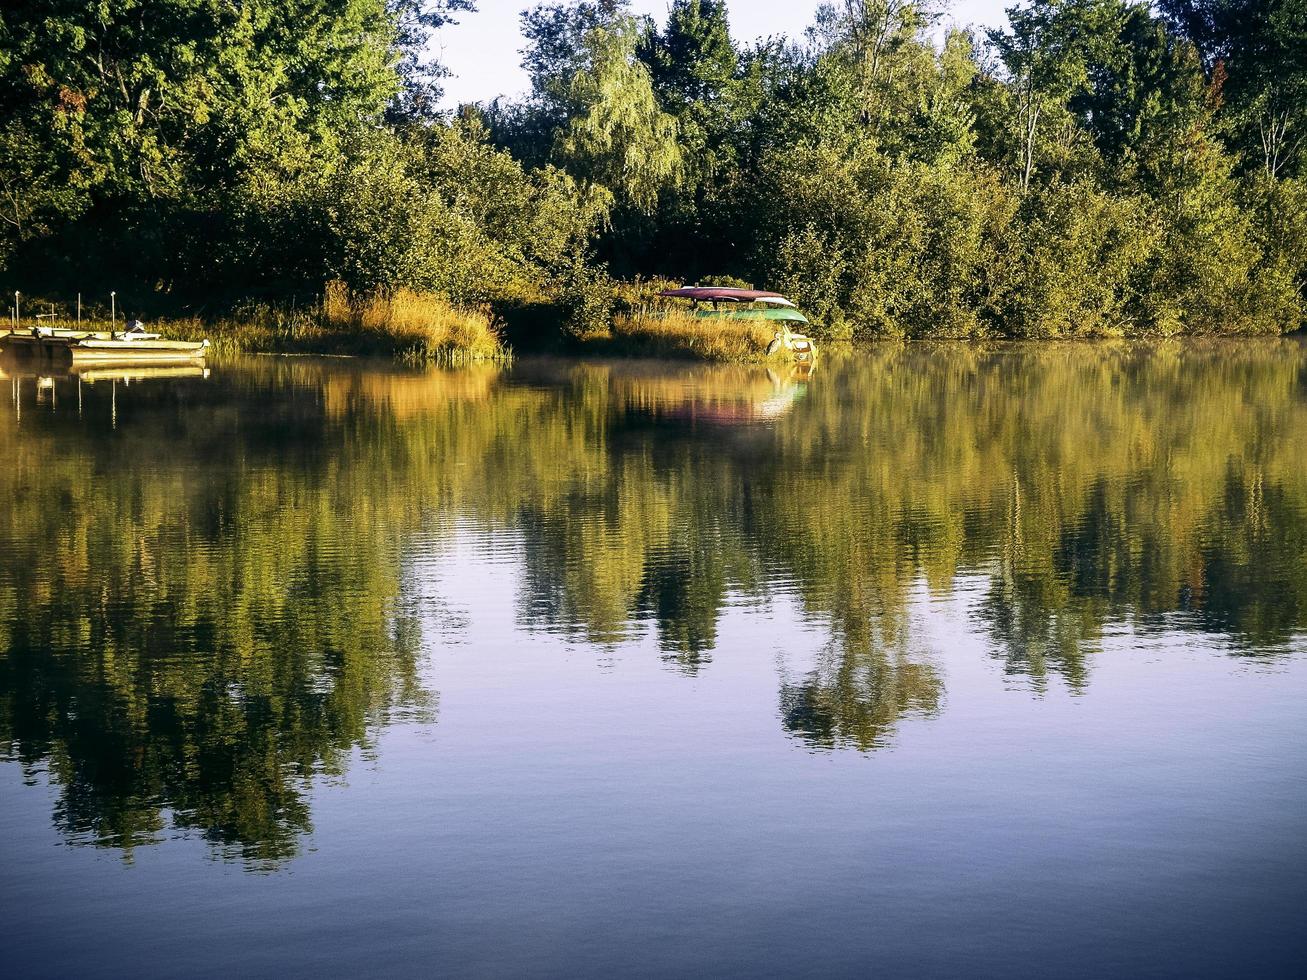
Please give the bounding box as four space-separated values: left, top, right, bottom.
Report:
1 340 1305 864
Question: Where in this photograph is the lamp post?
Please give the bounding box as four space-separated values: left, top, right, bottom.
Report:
110 291 116 333
13 291 18 330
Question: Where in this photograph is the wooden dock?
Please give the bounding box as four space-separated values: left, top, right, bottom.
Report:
1 328 209 366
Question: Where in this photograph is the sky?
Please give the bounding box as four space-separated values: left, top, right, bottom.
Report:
435 0 1011 108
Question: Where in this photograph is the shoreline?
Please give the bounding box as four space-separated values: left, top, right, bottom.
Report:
5 318 1301 370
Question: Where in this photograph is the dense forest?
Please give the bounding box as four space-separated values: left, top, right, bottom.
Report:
2 0 1305 339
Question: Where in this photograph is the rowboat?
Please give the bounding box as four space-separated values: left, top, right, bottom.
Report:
1 327 209 366
657 287 818 362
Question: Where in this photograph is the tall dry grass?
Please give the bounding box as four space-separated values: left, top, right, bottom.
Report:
322 281 507 364
603 309 780 362
12 284 509 365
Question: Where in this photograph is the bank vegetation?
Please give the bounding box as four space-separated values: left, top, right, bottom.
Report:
1 0 1304 356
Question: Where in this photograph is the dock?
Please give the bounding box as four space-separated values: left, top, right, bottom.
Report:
1 328 209 366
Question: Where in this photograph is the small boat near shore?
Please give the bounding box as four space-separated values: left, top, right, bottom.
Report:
657 287 818 363
1 326 209 366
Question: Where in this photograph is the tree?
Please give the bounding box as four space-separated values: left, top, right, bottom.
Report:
1160 0 1307 178
813 0 940 129
1073 3 1213 193
551 18 683 214
388 1 479 118
242 117 603 299
0 0 413 289
520 0 630 110
987 0 1118 191
642 1 738 114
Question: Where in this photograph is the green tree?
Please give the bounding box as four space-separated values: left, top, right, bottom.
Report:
389 1 479 118
812 0 941 133
1073 4 1213 193
0 0 412 291
552 17 683 214
1160 0 1307 178
642 1 738 113
987 0 1118 191
244 119 602 299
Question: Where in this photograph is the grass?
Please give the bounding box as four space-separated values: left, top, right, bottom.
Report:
576 308 788 362
319 282 508 365
215 285 509 364
6 282 807 364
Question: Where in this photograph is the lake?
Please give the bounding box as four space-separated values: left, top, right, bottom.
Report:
2 342 1305 978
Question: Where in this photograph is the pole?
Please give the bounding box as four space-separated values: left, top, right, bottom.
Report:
77 293 82 328
110 291 116 332
14 291 18 329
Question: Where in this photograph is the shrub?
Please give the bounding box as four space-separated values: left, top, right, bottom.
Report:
556 258 619 339
1003 182 1160 338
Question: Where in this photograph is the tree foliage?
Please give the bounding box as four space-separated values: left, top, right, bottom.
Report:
0 0 1303 336
551 17 683 215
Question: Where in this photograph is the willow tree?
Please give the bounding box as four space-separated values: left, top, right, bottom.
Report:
552 18 683 214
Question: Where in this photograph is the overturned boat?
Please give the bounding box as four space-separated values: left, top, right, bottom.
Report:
1 326 209 366
657 287 818 363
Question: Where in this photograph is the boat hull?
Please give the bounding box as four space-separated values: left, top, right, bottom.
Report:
1 331 209 365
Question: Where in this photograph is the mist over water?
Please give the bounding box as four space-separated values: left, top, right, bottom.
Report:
2 343 1305 977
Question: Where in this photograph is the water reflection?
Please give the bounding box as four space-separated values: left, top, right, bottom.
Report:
2 340 1305 865
781 631 943 753
0 361 437 868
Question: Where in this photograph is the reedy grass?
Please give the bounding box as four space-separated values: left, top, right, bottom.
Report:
583 309 786 362
322 282 508 366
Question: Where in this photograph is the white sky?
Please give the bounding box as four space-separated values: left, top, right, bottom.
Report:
435 0 1012 108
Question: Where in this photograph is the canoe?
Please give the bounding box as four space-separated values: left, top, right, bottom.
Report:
659 287 794 306
693 307 810 325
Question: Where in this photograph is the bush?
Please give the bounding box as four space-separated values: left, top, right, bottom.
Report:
556 258 619 339
1003 182 1159 338
759 144 1019 339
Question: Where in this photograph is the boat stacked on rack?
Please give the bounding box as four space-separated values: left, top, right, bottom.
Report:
0 325 209 366
656 287 818 363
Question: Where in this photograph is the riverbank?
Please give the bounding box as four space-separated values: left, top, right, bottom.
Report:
10 279 1301 368
6 284 512 366
4 281 805 365
183 284 510 365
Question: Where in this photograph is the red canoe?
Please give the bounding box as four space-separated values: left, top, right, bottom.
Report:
658 287 795 306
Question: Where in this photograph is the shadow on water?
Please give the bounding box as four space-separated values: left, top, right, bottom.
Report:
2 339 1306 864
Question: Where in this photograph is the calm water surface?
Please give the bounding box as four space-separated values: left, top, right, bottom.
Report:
2 342 1305 978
